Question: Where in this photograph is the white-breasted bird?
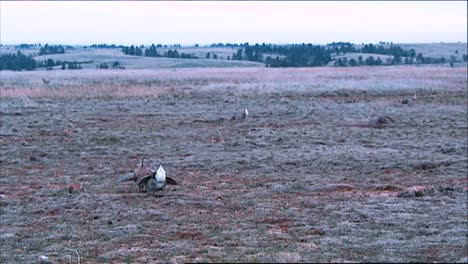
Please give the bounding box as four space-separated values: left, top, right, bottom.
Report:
243 107 249 119
231 107 249 122
136 165 177 193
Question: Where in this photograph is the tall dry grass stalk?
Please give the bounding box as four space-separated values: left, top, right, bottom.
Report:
0 66 466 98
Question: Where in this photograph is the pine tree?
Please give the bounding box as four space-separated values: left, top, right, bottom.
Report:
348 58 358 66
135 47 143 56
365 56 375 65
375 57 382 65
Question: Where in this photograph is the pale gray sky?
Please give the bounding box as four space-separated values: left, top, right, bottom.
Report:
1 1 466 45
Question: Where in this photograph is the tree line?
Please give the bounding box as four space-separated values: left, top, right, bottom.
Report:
97 61 125 69
121 45 198 59
333 53 459 67
118 42 466 67
38 44 66 55
0 51 37 71
234 43 332 67
231 42 464 67
1 42 466 71
90 44 124 49
16 43 39 49
0 50 92 71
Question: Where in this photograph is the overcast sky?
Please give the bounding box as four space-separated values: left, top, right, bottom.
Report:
1 1 466 45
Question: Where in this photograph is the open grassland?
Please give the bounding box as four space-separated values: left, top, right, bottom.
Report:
33 48 263 70
0 66 467 263
1 66 466 98
398 43 467 61
349 42 467 61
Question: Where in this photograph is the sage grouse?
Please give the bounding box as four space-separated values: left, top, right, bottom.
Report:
231 107 249 121
367 108 394 128
42 78 51 85
136 165 177 193
119 158 153 191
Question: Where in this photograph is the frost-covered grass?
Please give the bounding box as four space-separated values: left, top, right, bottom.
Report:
1 66 466 98
0 65 466 263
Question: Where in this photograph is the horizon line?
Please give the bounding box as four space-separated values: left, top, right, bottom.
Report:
2 41 466 46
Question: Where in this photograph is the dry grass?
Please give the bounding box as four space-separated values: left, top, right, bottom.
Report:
1 66 466 98
0 65 467 263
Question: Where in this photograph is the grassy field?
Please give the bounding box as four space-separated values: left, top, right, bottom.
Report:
0 66 467 263
398 43 467 61
1 66 465 97
33 48 264 70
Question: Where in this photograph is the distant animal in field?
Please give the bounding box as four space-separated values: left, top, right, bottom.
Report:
340 108 395 129
119 159 177 193
136 165 177 193
367 108 394 128
402 93 417 105
368 115 395 128
243 107 249 119
118 158 154 192
42 78 51 85
231 107 249 122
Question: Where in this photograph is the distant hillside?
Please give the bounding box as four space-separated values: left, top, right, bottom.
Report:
221 42 467 67
157 47 240 59
398 43 466 62
1 42 466 71
33 47 264 69
327 53 395 67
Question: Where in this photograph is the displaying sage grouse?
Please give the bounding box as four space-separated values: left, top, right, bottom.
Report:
119 159 176 192
119 158 153 191
136 165 177 193
367 108 394 128
231 107 249 121
368 115 394 128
